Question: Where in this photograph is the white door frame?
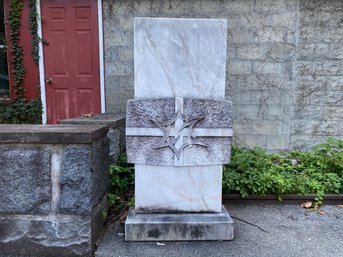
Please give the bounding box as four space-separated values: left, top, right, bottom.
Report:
98 0 106 114
37 0 106 124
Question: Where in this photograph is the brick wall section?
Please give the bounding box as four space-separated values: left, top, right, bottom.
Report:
103 0 343 150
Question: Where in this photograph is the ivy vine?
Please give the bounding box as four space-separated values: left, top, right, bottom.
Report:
0 30 6 58
29 0 39 64
8 0 25 99
0 0 42 124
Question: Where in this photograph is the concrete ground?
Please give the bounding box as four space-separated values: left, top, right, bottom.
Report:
95 203 343 257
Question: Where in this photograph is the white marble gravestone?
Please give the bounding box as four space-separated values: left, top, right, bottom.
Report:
125 18 234 241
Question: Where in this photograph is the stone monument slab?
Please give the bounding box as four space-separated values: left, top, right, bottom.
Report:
132 18 229 213
125 17 233 241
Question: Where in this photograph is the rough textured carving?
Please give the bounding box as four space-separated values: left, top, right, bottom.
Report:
126 136 174 165
126 97 232 166
126 98 175 128
183 98 233 128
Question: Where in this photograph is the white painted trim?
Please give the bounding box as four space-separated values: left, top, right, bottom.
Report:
37 0 47 124
98 0 106 113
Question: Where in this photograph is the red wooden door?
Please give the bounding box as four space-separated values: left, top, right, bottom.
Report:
41 0 101 124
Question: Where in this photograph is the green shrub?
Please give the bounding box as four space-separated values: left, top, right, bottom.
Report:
0 98 42 124
108 154 134 209
223 138 343 204
108 138 343 209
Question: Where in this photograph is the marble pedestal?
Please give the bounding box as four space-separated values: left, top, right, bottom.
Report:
125 206 234 241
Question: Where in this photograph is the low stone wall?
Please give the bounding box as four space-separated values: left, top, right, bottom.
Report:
61 113 126 162
0 125 110 257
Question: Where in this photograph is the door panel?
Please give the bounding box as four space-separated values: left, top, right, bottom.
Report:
42 0 100 124
54 88 70 121
51 31 68 75
75 31 92 75
77 89 94 115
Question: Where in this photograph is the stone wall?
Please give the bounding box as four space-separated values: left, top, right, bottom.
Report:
103 0 343 150
293 1 343 149
0 125 109 257
61 113 126 163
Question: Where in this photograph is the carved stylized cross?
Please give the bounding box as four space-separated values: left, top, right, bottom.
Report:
149 108 208 160
126 97 233 166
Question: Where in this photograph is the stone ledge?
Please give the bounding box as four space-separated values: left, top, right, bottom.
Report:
61 113 125 128
125 206 234 241
0 125 108 143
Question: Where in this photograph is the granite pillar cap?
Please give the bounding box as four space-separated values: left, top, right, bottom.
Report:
61 113 125 128
0 124 109 143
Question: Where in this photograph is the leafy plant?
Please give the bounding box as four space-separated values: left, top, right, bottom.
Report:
0 98 42 124
8 0 25 99
29 0 40 64
1 0 42 124
0 32 6 58
223 138 343 205
108 138 343 211
108 154 135 209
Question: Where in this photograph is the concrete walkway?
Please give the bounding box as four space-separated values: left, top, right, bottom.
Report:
95 203 343 257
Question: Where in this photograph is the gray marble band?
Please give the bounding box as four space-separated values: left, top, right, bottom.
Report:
126 128 233 137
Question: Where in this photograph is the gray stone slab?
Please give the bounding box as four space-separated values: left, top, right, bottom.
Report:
57 138 109 216
61 113 125 128
90 137 110 210
0 125 108 143
57 145 92 215
125 206 234 241
0 147 51 215
62 114 125 163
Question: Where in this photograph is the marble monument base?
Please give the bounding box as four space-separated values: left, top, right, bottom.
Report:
125 206 234 241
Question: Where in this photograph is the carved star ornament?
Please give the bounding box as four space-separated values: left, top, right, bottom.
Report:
149 110 208 159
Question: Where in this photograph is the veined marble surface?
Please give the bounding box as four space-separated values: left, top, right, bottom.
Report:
134 18 227 100
132 18 228 213
135 165 222 213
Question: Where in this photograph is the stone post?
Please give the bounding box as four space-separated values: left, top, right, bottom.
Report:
0 124 109 257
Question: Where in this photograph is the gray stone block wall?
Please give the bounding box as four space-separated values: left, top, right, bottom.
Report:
103 0 343 150
61 113 126 162
0 125 109 257
0 147 51 215
291 0 343 149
